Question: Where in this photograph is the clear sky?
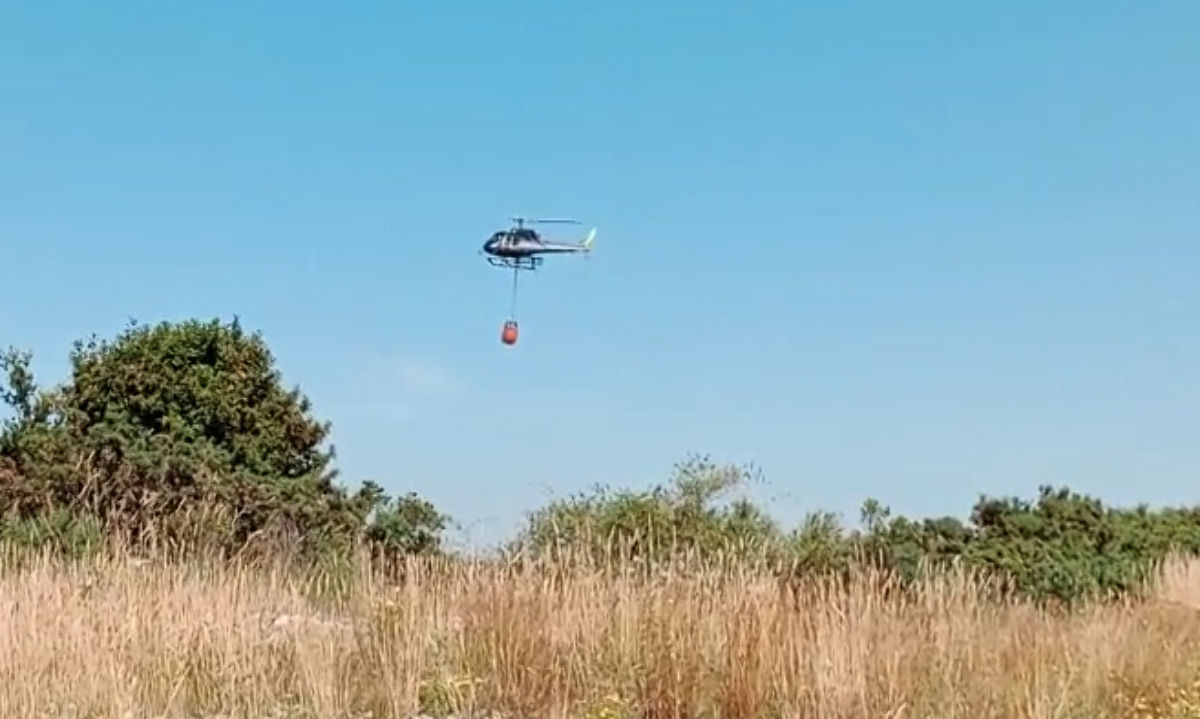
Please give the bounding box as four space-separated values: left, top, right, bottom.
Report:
2 1 1198 547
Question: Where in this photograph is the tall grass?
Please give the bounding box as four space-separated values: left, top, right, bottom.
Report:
2 540 1200 718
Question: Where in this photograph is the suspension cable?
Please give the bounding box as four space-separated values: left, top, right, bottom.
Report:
509 266 519 319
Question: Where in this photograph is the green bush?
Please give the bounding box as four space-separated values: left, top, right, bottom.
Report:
779 487 1200 605
366 490 449 556
506 454 784 567
0 318 446 560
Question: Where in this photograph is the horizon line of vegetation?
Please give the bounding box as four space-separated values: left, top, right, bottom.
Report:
3 315 1199 606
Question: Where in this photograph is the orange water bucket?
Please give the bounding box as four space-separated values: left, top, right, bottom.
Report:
500 320 518 345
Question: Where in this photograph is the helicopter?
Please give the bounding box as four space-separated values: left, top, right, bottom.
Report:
481 217 597 346
481 217 596 271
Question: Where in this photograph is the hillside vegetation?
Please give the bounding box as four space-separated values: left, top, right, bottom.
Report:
3 317 1200 718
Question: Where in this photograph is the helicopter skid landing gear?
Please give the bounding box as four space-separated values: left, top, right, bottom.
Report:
486 256 543 271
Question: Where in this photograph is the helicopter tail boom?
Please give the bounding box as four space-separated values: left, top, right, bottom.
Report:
534 228 597 254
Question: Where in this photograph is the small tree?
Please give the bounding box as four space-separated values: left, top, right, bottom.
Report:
366 491 449 556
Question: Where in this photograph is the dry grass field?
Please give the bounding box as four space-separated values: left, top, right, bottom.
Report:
3 546 1200 719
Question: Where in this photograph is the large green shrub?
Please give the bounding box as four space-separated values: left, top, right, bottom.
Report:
0 318 446 558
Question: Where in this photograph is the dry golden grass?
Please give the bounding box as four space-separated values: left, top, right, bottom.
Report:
3 546 1200 719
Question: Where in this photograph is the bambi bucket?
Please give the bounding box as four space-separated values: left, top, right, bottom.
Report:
500 320 519 345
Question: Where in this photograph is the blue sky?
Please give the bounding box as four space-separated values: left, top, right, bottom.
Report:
2 1 1198 547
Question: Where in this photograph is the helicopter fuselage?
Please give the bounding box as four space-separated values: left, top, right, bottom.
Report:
481 231 589 259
